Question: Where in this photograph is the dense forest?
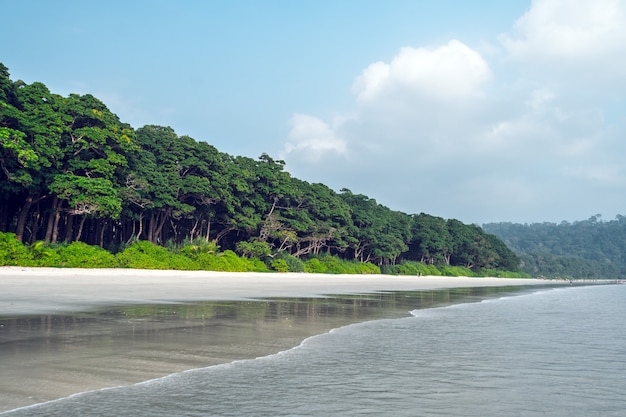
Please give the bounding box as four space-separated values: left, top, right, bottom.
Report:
483 215 626 279
0 63 521 274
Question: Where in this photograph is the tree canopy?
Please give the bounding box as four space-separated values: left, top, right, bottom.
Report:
483 215 626 279
0 63 519 272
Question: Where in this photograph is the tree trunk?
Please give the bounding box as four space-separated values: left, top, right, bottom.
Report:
99 220 107 247
0 199 9 232
137 213 144 241
147 212 156 243
205 218 211 242
29 209 42 244
15 192 36 242
75 216 87 242
51 209 61 243
45 196 58 242
153 208 171 244
65 214 74 243
189 218 200 241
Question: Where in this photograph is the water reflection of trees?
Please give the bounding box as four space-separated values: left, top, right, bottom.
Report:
0 286 538 349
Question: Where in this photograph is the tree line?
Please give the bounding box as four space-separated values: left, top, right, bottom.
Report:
483 215 626 279
0 63 520 272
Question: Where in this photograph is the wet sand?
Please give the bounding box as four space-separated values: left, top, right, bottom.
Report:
0 267 559 412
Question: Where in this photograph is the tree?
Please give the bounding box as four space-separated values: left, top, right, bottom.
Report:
409 213 452 264
340 189 410 265
1 81 65 242
0 63 524 274
43 93 134 243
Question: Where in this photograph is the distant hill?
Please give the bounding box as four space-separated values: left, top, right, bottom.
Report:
483 215 626 279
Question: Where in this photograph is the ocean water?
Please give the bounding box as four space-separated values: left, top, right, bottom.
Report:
4 284 625 416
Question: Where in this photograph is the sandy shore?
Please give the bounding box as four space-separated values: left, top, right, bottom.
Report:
0 267 555 315
0 267 561 412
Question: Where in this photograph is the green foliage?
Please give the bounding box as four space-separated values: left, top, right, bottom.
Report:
474 268 532 278
438 265 473 277
0 232 33 265
196 250 267 272
0 63 522 277
236 240 271 258
49 174 122 219
275 251 305 272
303 255 381 275
270 258 290 272
350 261 381 275
304 258 326 274
382 261 441 276
177 239 219 258
484 217 626 279
28 241 62 266
55 241 119 268
117 240 198 270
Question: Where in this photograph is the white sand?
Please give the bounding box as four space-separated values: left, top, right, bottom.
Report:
0 267 556 315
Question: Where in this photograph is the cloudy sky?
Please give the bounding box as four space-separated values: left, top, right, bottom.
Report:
3 0 625 224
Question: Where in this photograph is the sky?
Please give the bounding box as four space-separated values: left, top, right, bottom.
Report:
2 0 626 225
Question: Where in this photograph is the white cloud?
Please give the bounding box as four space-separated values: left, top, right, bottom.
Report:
281 114 348 164
499 0 626 79
353 40 491 102
280 3 626 224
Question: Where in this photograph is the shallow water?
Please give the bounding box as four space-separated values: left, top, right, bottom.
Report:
0 286 531 412
6 284 624 416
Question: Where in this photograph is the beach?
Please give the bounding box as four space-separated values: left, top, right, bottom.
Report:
0 267 559 412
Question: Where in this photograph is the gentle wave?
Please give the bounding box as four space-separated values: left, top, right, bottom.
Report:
7 284 619 416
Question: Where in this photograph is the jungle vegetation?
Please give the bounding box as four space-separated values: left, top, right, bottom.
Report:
0 63 522 275
483 215 626 279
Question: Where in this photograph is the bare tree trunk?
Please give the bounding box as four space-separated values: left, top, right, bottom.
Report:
65 214 74 243
137 213 144 241
75 216 87 242
15 192 36 242
147 212 156 243
99 220 107 247
45 196 59 242
51 210 61 243
126 219 136 244
0 199 8 231
214 226 233 245
29 210 42 244
153 208 171 244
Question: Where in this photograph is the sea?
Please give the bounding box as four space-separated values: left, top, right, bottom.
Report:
3 283 625 416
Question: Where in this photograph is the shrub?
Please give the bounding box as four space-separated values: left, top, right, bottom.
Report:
438 265 473 277
382 261 443 276
355 262 381 274
117 240 198 270
271 258 290 272
304 258 326 273
275 252 305 272
28 241 62 267
0 232 32 266
302 255 380 275
194 250 268 272
178 239 219 258
55 241 120 268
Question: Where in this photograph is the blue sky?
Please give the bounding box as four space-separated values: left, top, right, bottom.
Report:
3 0 625 224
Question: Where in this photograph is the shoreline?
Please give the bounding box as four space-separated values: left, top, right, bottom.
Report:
0 266 561 316
0 267 570 412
